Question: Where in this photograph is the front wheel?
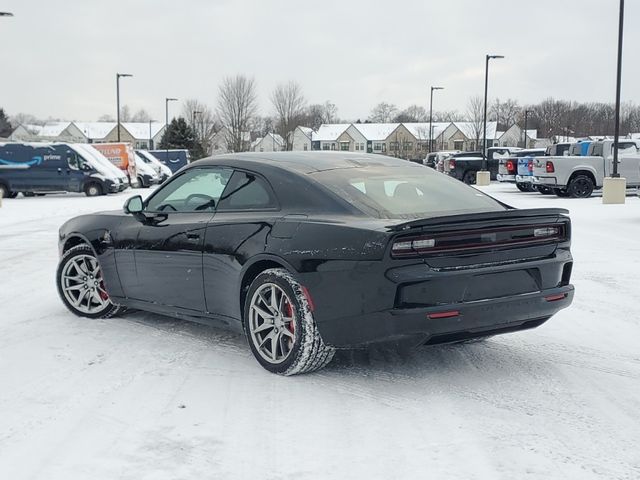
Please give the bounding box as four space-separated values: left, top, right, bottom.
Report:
244 268 335 375
463 171 477 185
84 182 103 197
56 244 122 319
0 183 11 198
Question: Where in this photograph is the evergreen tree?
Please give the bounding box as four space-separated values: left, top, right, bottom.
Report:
158 117 206 159
0 109 13 138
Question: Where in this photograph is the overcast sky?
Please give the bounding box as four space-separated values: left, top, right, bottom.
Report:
2 0 638 123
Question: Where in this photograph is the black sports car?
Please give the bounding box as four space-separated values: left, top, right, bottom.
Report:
56 152 574 375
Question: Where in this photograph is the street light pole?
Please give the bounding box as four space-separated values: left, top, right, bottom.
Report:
165 97 178 161
482 55 504 173
523 110 530 149
603 0 626 204
429 86 444 154
116 73 132 142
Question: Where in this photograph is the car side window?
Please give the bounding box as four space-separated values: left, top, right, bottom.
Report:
217 170 278 211
146 168 232 213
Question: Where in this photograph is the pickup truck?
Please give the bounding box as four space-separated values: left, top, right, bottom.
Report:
448 147 520 184
532 139 640 198
497 149 546 191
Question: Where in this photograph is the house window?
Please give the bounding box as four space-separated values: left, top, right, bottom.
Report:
340 141 349 151
454 140 464 151
303 144 308 151
390 142 399 152
418 142 428 151
355 143 359 151
373 142 383 151
403 142 413 151
322 143 330 151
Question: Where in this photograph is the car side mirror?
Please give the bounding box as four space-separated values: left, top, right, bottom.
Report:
124 195 144 214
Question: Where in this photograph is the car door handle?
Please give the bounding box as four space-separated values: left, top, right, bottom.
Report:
186 233 200 241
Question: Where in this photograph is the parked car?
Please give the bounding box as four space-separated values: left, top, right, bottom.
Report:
136 149 172 182
497 149 546 191
71 143 129 191
424 152 438 168
514 149 549 193
56 152 574 375
133 153 160 188
532 139 640 197
434 150 461 172
148 149 190 173
0 142 125 197
448 147 520 184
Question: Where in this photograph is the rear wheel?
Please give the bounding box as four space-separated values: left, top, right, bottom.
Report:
0 183 11 198
515 182 528 192
56 244 122 319
84 182 103 197
536 186 554 195
244 268 335 375
568 175 594 198
463 171 477 185
553 188 571 197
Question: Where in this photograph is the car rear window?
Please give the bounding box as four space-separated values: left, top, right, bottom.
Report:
310 165 506 220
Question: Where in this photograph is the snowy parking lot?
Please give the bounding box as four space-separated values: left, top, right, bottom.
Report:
1 184 639 479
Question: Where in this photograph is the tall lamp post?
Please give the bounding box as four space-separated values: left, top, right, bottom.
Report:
603 0 626 204
478 54 504 186
165 97 178 161
429 86 444 154
116 73 133 142
523 109 531 149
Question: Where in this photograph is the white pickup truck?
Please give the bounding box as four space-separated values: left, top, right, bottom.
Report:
532 139 640 198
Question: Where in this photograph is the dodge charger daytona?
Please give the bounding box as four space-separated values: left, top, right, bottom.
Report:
56 152 574 375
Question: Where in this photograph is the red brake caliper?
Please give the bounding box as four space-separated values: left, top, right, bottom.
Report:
285 300 295 335
98 278 109 301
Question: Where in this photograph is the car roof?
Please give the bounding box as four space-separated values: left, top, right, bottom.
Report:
192 151 410 175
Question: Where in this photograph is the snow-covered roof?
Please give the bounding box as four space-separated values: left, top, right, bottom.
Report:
453 121 498 140
351 123 400 141
526 129 538 140
121 122 165 140
39 122 72 137
313 124 351 142
24 124 44 135
74 122 117 140
256 133 284 147
297 126 313 137
402 122 450 140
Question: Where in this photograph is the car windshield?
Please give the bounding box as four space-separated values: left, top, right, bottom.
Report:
311 165 506 220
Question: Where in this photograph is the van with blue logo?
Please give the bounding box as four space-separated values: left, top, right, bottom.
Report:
148 149 190 173
0 143 125 198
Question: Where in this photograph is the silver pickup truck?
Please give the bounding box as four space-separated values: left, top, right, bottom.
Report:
532 140 640 198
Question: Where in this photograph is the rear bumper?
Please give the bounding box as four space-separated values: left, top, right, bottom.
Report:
533 176 558 186
515 175 533 183
497 174 515 182
319 285 574 348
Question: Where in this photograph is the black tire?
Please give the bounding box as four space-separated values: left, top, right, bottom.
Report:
23 192 36 197
84 182 103 197
0 183 11 198
568 175 594 198
463 171 477 185
137 176 149 188
553 188 571 198
516 182 528 192
243 268 335 375
56 244 123 319
536 186 554 195
8 192 18 198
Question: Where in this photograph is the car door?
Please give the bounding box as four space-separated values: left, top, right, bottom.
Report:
123 167 233 312
614 143 640 184
203 170 280 320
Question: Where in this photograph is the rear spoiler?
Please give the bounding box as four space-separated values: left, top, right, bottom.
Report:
386 208 570 232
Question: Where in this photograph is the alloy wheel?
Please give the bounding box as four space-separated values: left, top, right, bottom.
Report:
248 283 296 364
60 254 110 314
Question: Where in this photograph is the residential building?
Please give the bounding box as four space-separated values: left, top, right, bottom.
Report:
312 124 351 151
290 126 313 151
496 124 538 148
251 133 285 152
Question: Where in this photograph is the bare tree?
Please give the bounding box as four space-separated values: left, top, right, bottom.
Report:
216 75 258 152
394 105 428 123
271 81 307 150
466 95 484 149
98 114 115 122
131 108 151 122
8 112 43 127
119 105 131 122
322 101 338 123
491 98 521 130
182 98 219 155
433 110 465 122
369 102 398 123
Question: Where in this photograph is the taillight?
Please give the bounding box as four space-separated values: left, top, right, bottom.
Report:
449 159 456 169
528 160 533 172
506 160 515 173
392 237 436 256
546 161 555 173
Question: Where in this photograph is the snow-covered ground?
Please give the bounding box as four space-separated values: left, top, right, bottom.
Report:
1 185 639 480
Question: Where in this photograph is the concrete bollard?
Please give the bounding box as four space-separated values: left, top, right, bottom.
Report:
476 171 491 186
602 177 626 204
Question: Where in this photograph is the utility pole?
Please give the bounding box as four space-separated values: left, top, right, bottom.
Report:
603 0 626 204
165 97 178 163
523 110 530 149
